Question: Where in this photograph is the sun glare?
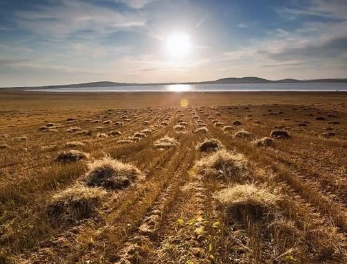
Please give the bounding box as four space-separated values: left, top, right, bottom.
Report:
166 33 192 57
167 84 192 92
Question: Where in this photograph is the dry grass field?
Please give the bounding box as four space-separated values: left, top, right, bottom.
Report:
1 91 347 264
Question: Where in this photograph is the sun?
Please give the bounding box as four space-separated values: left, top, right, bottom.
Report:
166 33 192 57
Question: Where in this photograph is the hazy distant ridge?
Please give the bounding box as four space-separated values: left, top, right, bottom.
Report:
8 77 347 89
204 77 347 84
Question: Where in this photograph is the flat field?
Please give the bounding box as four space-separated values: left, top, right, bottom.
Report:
1 91 347 263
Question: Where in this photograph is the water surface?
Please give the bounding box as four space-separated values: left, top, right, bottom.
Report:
27 83 347 92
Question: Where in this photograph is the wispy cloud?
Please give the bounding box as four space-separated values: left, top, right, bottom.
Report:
117 0 162 9
277 0 347 20
196 14 209 28
0 57 36 67
237 23 248 28
14 0 147 36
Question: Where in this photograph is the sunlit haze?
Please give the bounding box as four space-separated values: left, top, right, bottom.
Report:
0 0 347 87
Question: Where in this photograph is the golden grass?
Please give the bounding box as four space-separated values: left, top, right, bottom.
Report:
1 91 347 263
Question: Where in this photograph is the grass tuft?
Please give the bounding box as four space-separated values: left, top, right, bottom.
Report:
234 130 251 139
56 150 89 163
252 137 275 147
198 138 223 152
47 185 106 226
194 127 208 134
214 184 280 220
85 156 143 190
193 149 249 182
223 125 234 132
154 136 179 149
270 130 290 139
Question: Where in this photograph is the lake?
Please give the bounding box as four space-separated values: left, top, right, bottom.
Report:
27 83 347 92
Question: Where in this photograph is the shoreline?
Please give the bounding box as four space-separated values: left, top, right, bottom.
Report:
1 87 347 94
1 89 347 110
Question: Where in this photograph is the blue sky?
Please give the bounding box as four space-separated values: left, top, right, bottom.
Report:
0 0 346 87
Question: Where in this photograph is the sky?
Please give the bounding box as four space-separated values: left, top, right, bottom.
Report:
0 0 347 87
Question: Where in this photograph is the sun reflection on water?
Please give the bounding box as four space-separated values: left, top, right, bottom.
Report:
167 84 192 92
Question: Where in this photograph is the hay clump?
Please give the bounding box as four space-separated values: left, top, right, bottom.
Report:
66 127 82 133
316 117 326 121
39 126 57 132
214 184 280 220
270 130 290 139
85 157 143 190
142 129 152 135
47 185 106 225
194 127 208 134
234 130 251 139
115 121 124 126
154 136 179 149
12 136 27 142
117 139 133 144
321 132 336 138
252 137 275 147
198 139 223 152
56 150 89 163
46 123 56 127
96 133 108 138
174 124 185 132
193 149 249 182
223 126 234 132
133 132 146 139
0 144 8 150
108 130 122 136
76 130 92 136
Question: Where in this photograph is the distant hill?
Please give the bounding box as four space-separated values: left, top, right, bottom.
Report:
44 81 131 88
205 77 347 84
5 77 347 89
276 78 301 83
205 77 271 84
